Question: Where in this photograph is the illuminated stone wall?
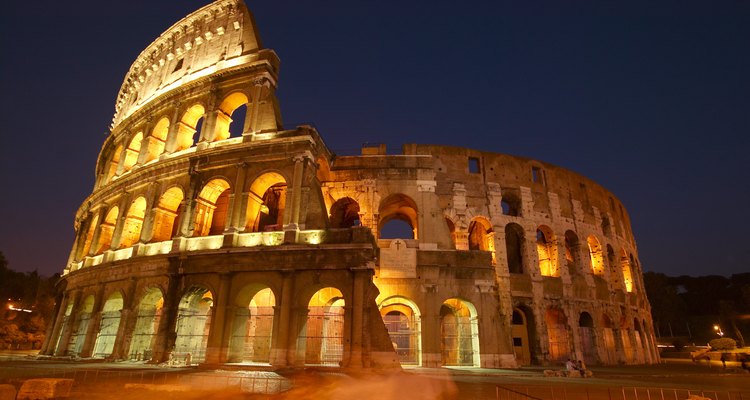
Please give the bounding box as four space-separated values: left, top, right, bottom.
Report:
42 0 658 368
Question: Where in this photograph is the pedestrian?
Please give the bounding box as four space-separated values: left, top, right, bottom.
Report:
577 359 587 377
720 353 727 369
565 359 577 375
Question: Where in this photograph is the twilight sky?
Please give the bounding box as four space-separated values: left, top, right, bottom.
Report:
0 0 748 277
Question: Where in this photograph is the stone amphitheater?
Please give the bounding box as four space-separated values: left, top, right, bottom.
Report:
40 0 659 369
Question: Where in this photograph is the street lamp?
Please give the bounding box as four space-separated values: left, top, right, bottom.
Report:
713 324 724 337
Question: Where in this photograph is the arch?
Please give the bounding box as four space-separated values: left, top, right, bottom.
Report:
78 213 100 259
145 117 169 162
378 193 418 240
94 206 119 254
174 286 214 364
194 178 232 236
175 104 206 151
601 313 617 364
316 156 331 183
469 217 496 264
564 230 580 276
151 187 185 242
545 307 569 362
505 223 525 274
511 306 535 365
536 225 559 277
120 197 147 248
129 287 164 361
93 291 124 358
601 216 612 237
122 132 143 172
500 191 521 217
228 285 276 364
329 197 361 229
300 287 345 366
621 248 634 292
586 235 604 275
578 312 597 365
379 296 422 366
214 92 250 141
104 144 123 183
66 295 95 356
246 172 287 232
440 298 480 367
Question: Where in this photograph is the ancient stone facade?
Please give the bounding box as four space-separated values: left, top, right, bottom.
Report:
41 0 659 369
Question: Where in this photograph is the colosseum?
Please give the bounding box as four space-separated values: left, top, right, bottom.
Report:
40 0 659 369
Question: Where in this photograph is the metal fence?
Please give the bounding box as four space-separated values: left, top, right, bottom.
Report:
495 385 749 400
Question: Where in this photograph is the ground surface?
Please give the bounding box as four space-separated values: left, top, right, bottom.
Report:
0 351 747 400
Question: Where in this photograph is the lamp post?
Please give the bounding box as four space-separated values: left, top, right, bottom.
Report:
713 324 724 337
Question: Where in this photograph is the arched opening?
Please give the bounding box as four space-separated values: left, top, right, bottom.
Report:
93 292 124 358
119 197 147 248
300 287 345 366
175 104 205 151
511 307 535 365
174 286 213 364
587 235 604 275
505 223 525 274
228 286 275 364
545 307 569 363
104 144 122 183
578 312 597 365
214 92 249 141
246 172 287 232
94 206 119 254
601 216 612 237
129 288 163 361
378 194 418 240
564 230 580 276
53 302 75 355
193 179 231 236
500 191 521 216
621 249 634 292
601 314 616 364
606 245 616 278
77 213 99 259
469 217 495 264
536 225 559 277
66 295 95 356
440 298 480 367
145 118 169 163
151 187 184 242
379 296 422 366
329 197 361 228
121 132 143 172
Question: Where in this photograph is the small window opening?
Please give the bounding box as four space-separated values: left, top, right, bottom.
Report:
531 166 543 184
172 58 184 73
468 157 480 174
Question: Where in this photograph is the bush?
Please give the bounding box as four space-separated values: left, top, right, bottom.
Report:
709 338 737 351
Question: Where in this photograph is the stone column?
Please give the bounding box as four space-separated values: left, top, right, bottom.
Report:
109 194 132 250
420 283 442 367
270 270 294 367
80 286 106 358
204 272 232 364
139 184 162 244
163 104 183 155
199 89 220 143
43 291 69 355
111 278 138 360
87 207 108 256
54 291 82 356
245 81 264 136
348 268 367 367
114 142 129 176
225 163 248 238
152 270 181 363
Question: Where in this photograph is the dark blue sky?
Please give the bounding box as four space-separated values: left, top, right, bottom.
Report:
1 1 748 277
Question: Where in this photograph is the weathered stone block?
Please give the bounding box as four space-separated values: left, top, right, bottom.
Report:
17 379 73 400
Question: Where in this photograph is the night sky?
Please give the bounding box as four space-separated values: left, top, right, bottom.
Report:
1 1 748 278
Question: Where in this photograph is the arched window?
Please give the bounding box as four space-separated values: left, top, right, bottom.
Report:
145 118 169 163
440 298 480 367
469 217 495 264
505 223 525 274
586 235 604 275
500 191 521 216
66 295 95 356
545 307 569 362
302 287 345 366
121 132 143 172
214 92 249 141
536 225 558 277
601 216 612 237
621 249 634 292
193 179 231 236
578 312 596 365
564 230 580 276
77 213 99 260
94 206 119 254
174 286 213 364
104 145 123 183
246 172 287 232
329 197 361 228
175 104 205 151
93 292 124 358
606 245 616 278
228 286 275 364
511 306 535 366
151 187 184 242
119 197 147 248
130 288 163 361
378 194 418 240
379 296 422 366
